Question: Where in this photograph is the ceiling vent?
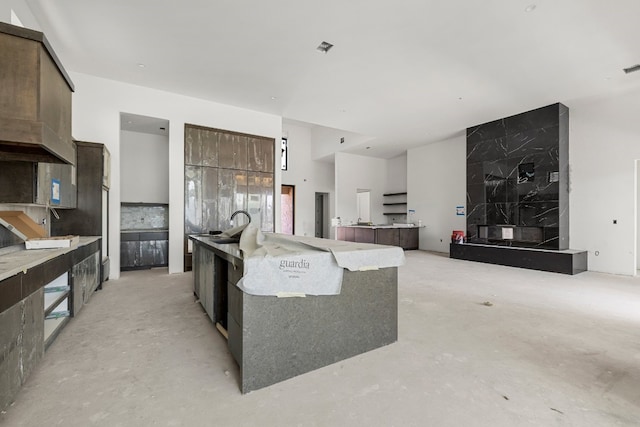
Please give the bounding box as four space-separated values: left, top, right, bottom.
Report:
623 64 640 74
317 41 334 53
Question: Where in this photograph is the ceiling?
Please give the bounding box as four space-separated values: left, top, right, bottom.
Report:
24 0 640 159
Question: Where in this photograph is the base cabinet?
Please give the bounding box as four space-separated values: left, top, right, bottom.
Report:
0 238 101 411
120 231 168 270
336 227 419 250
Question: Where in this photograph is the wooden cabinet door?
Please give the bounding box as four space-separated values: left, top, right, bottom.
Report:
399 228 419 250
375 228 400 247
354 227 375 244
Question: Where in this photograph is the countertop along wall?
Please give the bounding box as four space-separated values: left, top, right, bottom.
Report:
69 72 282 279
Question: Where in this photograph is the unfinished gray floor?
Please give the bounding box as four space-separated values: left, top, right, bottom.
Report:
2 251 639 426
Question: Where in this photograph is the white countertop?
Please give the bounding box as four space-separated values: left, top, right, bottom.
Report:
0 237 100 282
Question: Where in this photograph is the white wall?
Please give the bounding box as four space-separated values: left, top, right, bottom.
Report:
569 86 640 276
386 154 407 194
120 130 169 203
281 122 335 237
407 134 467 253
0 1 40 29
70 72 282 279
310 126 375 160
335 152 387 226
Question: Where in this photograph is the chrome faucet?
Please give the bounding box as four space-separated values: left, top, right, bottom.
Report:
230 209 251 226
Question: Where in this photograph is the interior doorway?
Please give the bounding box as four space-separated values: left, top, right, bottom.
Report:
357 189 371 223
119 113 170 272
281 185 295 235
315 192 329 238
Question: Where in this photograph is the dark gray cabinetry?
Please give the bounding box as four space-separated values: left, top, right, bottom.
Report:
71 252 100 316
0 160 77 208
51 141 110 280
0 22 75 165
120 231 168 270
0 238 100 411
51 141 109 234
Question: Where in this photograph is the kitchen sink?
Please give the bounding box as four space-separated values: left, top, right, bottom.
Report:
208 235 240 244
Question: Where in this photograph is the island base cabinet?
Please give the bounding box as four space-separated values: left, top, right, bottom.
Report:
189 235 399 394
238 267 398 393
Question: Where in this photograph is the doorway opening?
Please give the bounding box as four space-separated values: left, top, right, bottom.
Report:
281 185 295 235
119 113 170 273
357 189 371 223
315 192 329 238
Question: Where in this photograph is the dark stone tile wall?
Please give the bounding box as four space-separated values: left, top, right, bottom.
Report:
466 103 569 250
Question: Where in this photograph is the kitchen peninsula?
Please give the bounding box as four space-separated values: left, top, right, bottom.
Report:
336 224 420 250
189 230 404 393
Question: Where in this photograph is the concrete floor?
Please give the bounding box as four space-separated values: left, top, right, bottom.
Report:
2 251 640 426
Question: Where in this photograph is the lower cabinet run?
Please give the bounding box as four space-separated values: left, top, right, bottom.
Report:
0 237 101 411
336 226 419 250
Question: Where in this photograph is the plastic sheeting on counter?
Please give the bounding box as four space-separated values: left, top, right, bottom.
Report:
236 223 405 296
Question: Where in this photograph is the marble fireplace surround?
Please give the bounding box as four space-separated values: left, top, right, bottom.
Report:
466 103 569 250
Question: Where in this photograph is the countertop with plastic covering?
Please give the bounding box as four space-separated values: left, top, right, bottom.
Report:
190 223 405 296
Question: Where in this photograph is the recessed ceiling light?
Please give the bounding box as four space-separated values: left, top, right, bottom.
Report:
525 4 536 12
623 64 640 74
271 96 277 100
137 63 145 68
317 41 334 53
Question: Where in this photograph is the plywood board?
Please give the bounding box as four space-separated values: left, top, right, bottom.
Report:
0 211 46 240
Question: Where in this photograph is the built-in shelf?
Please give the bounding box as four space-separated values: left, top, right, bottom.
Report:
43 273 70 348
383 192 407 217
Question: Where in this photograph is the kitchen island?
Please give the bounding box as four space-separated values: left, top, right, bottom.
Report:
336 224 421 250
189 231 404 393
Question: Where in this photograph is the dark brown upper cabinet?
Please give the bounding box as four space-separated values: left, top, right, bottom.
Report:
0 22 75 165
